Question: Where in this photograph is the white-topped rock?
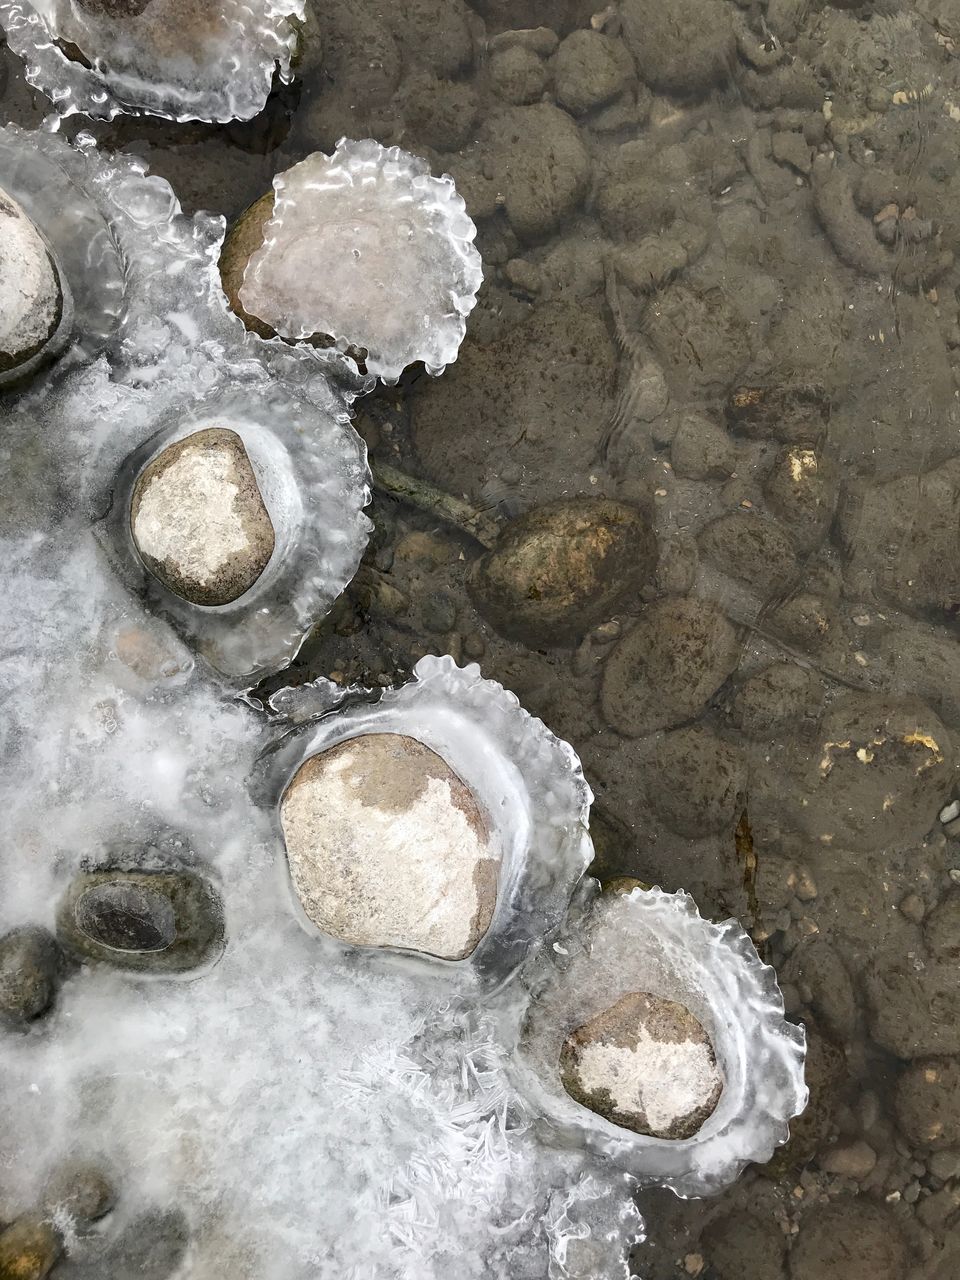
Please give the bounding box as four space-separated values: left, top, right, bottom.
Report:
130 426 275 606
280 733 500 959
560 990 723 1139
0 188 64 379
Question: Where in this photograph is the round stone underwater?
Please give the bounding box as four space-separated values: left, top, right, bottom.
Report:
280 733 500 960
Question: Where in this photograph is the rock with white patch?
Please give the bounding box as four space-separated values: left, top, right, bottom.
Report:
130 427 275 607
0 188 65 383
280 733 500 960
560 990 723 1139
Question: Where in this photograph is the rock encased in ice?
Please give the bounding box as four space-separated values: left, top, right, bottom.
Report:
0 127 126 373
233 139 483 383
100 385 371 681
56 869 224 973
130 427 276 607
0 187 67 385
263 655 593 980
559 990 723 1140
0 0 306 121
513 884 808 1196
281 733 499 960
0 128 373 683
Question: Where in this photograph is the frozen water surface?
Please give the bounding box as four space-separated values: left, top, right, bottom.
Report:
0 89 805 1280
239 139 483 384
0 128 639 1278
0 0 305 121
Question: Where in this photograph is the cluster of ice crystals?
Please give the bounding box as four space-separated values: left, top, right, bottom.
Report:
512 885 809 1198
0 127 640 1278
239 139 484 384
0 0 305 121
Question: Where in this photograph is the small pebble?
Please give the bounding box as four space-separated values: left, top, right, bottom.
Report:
819 1139 877 1179
940 800 960 824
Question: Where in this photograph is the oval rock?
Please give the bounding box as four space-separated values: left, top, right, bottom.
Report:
559 989 723 1139
130 427 276 607
601 597 740 736
57 870 223 973
281 733 500 961
467 498 656 648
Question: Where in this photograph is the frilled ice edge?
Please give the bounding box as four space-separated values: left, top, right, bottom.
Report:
258 655 594 983
96 382 371 681
0 0 306 122
0 125 373 682
0 126 124 380
239 139 484 384
511 885 809 1198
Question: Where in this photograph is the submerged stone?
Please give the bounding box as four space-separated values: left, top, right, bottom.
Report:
560 990 723 1139
56 870 224 973
130 427 275 607
467 498 656 648
280 733 500 960
601 598 740 737
0 926 63 1029
0 189 64 381
41 1163 115 1227
0 1215 62 1280
74 882 176 952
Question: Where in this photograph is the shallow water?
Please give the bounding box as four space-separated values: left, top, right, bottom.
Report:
2 1 960 1277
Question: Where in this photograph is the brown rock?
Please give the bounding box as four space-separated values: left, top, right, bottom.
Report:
600 598 740 737
701 1210 787 1280
818 1139 877 1179
280 734 500 960
131 427 275 607
787 1200 907 1280
41 1163 114 1227
219 192 277 340
467 498 656 648
560 990 723 1139
0 927 62 1028
0 1217 62 1280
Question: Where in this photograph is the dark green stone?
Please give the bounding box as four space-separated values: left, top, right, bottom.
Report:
0 926 62 1028
57 871 223 974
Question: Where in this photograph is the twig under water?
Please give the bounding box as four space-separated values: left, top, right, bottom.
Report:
370 458 500 550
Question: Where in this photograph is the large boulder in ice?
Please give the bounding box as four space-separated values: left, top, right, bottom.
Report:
0 189 68 388
222 139 482 383
280 733 500 960
130 428 276 608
